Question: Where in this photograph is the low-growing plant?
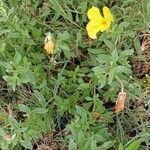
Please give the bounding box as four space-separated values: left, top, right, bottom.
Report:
0 0 149 150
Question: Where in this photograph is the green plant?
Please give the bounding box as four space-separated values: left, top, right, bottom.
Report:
0 0 149 149
0 51 34 91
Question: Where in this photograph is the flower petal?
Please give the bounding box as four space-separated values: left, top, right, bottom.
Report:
103 6 113 22
86 20 102 39
99 19 111 32
44 40 54 54
87 6 103 21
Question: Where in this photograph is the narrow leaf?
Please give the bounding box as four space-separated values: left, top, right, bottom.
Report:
126 140 141 150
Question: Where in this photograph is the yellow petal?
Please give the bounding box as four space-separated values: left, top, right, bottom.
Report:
99 19 111 32
87 6 103 21
103 6 113 22
44 40 54 54
86 20 102 39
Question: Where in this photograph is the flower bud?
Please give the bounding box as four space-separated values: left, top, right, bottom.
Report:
115 91 126 113
44 32 54 54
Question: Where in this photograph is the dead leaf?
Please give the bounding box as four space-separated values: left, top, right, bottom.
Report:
115 91 126 113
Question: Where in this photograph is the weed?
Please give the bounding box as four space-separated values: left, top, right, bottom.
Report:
0 0 150 150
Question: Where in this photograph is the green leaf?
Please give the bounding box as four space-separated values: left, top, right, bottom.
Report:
95 99 105 113
118 22 130 29
99 75 107 89
14 51 21 65
125 140 141 150
20 140 32 149
92 66 107 88
79 83 91 89
0 29 11 36
108 69 114 84
123 0 137 7
61 44 74 59
97 54 110 64
0 42 6 53
98 141 114 150
77 130 85 145
103 39 115 50
34 90 46 108
118 143 124 150
83 137 94 150
75 105 87 123
0 127 5 137
15 127 28 134
110 66 131 76
111 49 119 64
32 108 48 114
0 62 13 71
21 71 35 84
143 0 150 18
91 140 97 150
93 134 106 142
58 31 70 41
69 139 77 150
8 115 20 129
134 37 141 54
3 75 17 91
18 104 31 113
92 66 106 77
120 49 134 57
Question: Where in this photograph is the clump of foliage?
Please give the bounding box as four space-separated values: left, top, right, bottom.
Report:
0 0 150 150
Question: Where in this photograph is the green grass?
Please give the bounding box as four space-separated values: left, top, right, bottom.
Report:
0 0 150 149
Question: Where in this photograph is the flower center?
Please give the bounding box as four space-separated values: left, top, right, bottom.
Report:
102 20 107 26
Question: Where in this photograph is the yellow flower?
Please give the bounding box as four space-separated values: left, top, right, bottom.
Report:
44 32 54 54
86 6 113 39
